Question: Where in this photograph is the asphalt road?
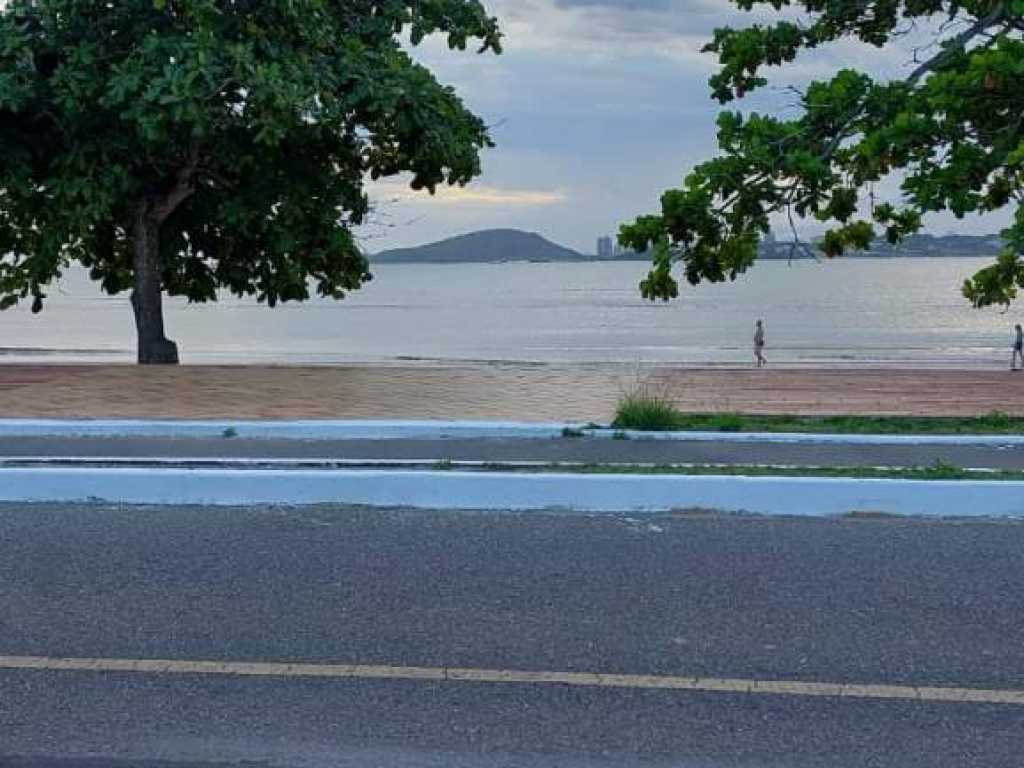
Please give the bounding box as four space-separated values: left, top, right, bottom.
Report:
4 435 1024 469
2 503 1024 766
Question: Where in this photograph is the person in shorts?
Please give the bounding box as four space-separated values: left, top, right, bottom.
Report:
754 319 767 368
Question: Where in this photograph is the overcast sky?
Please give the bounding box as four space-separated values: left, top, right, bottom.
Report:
361 0 1007 254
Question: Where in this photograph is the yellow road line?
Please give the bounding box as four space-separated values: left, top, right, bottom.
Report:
1 655 1022 706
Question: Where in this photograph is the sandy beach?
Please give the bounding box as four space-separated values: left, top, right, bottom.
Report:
1 364 1022 421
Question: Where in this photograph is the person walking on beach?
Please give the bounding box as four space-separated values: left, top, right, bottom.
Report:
754 319 767 368
1013 324 1023 371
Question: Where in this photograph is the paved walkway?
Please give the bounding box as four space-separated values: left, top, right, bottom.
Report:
2 364 1024 420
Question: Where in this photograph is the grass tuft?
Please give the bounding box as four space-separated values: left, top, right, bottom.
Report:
919 459 964 479
612 392 684 430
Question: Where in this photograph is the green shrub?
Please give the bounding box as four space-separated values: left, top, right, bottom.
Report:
613 392 684 431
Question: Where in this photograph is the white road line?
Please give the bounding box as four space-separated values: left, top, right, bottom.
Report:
2 655 1022 706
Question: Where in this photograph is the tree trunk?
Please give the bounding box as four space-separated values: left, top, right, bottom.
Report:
131 205 179 365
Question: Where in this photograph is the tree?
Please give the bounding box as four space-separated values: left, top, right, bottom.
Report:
620 1 1024 308
0 0 501 363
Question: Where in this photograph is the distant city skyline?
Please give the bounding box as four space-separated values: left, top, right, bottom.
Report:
359 0 1011 255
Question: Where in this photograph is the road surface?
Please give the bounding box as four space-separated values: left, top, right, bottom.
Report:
2 503 1024 766
4 435 1024 469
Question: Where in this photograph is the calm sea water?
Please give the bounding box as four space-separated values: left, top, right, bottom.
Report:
1 258 1017 367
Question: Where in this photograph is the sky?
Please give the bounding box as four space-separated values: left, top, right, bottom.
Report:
360 0 1010 255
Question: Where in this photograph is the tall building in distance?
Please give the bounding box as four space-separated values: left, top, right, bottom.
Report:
596 236 614 260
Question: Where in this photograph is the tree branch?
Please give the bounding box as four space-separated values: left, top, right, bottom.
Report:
908 4 1007 84
151 144 202 223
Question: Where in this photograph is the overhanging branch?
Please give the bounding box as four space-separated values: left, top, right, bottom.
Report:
908 4 1008 84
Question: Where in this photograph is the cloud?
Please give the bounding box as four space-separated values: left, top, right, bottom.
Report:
487 0 730 66
372 180 567 207
483 0 931 79
362 2 1004 252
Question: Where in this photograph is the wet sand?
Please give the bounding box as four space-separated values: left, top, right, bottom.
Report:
0 364 1020 421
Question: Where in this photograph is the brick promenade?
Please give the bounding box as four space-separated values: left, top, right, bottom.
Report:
0 364 1020 422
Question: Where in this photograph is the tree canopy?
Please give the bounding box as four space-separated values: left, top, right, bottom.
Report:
0 0 501 362
620 0 1024 308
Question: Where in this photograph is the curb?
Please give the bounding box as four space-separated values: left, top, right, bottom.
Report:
2 419 1024 446
0 419 572 441
1 467 1022 517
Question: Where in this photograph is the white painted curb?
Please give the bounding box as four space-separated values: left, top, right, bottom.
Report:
0 419 571 440
2 419 1024 446
1 467 1022 517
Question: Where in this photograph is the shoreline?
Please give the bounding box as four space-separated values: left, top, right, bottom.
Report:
0 357 1014 370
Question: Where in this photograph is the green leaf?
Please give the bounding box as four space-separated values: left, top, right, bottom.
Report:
622 0 1024 308
0 0 502 359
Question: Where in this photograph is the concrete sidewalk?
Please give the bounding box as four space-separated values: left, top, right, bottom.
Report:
5 364 1024 420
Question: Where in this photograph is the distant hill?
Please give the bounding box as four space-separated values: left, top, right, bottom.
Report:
371 229 587 264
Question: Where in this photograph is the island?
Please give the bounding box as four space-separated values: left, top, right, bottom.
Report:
371 229 589 264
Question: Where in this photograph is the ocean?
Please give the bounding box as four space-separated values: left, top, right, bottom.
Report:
1 258 1017 367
